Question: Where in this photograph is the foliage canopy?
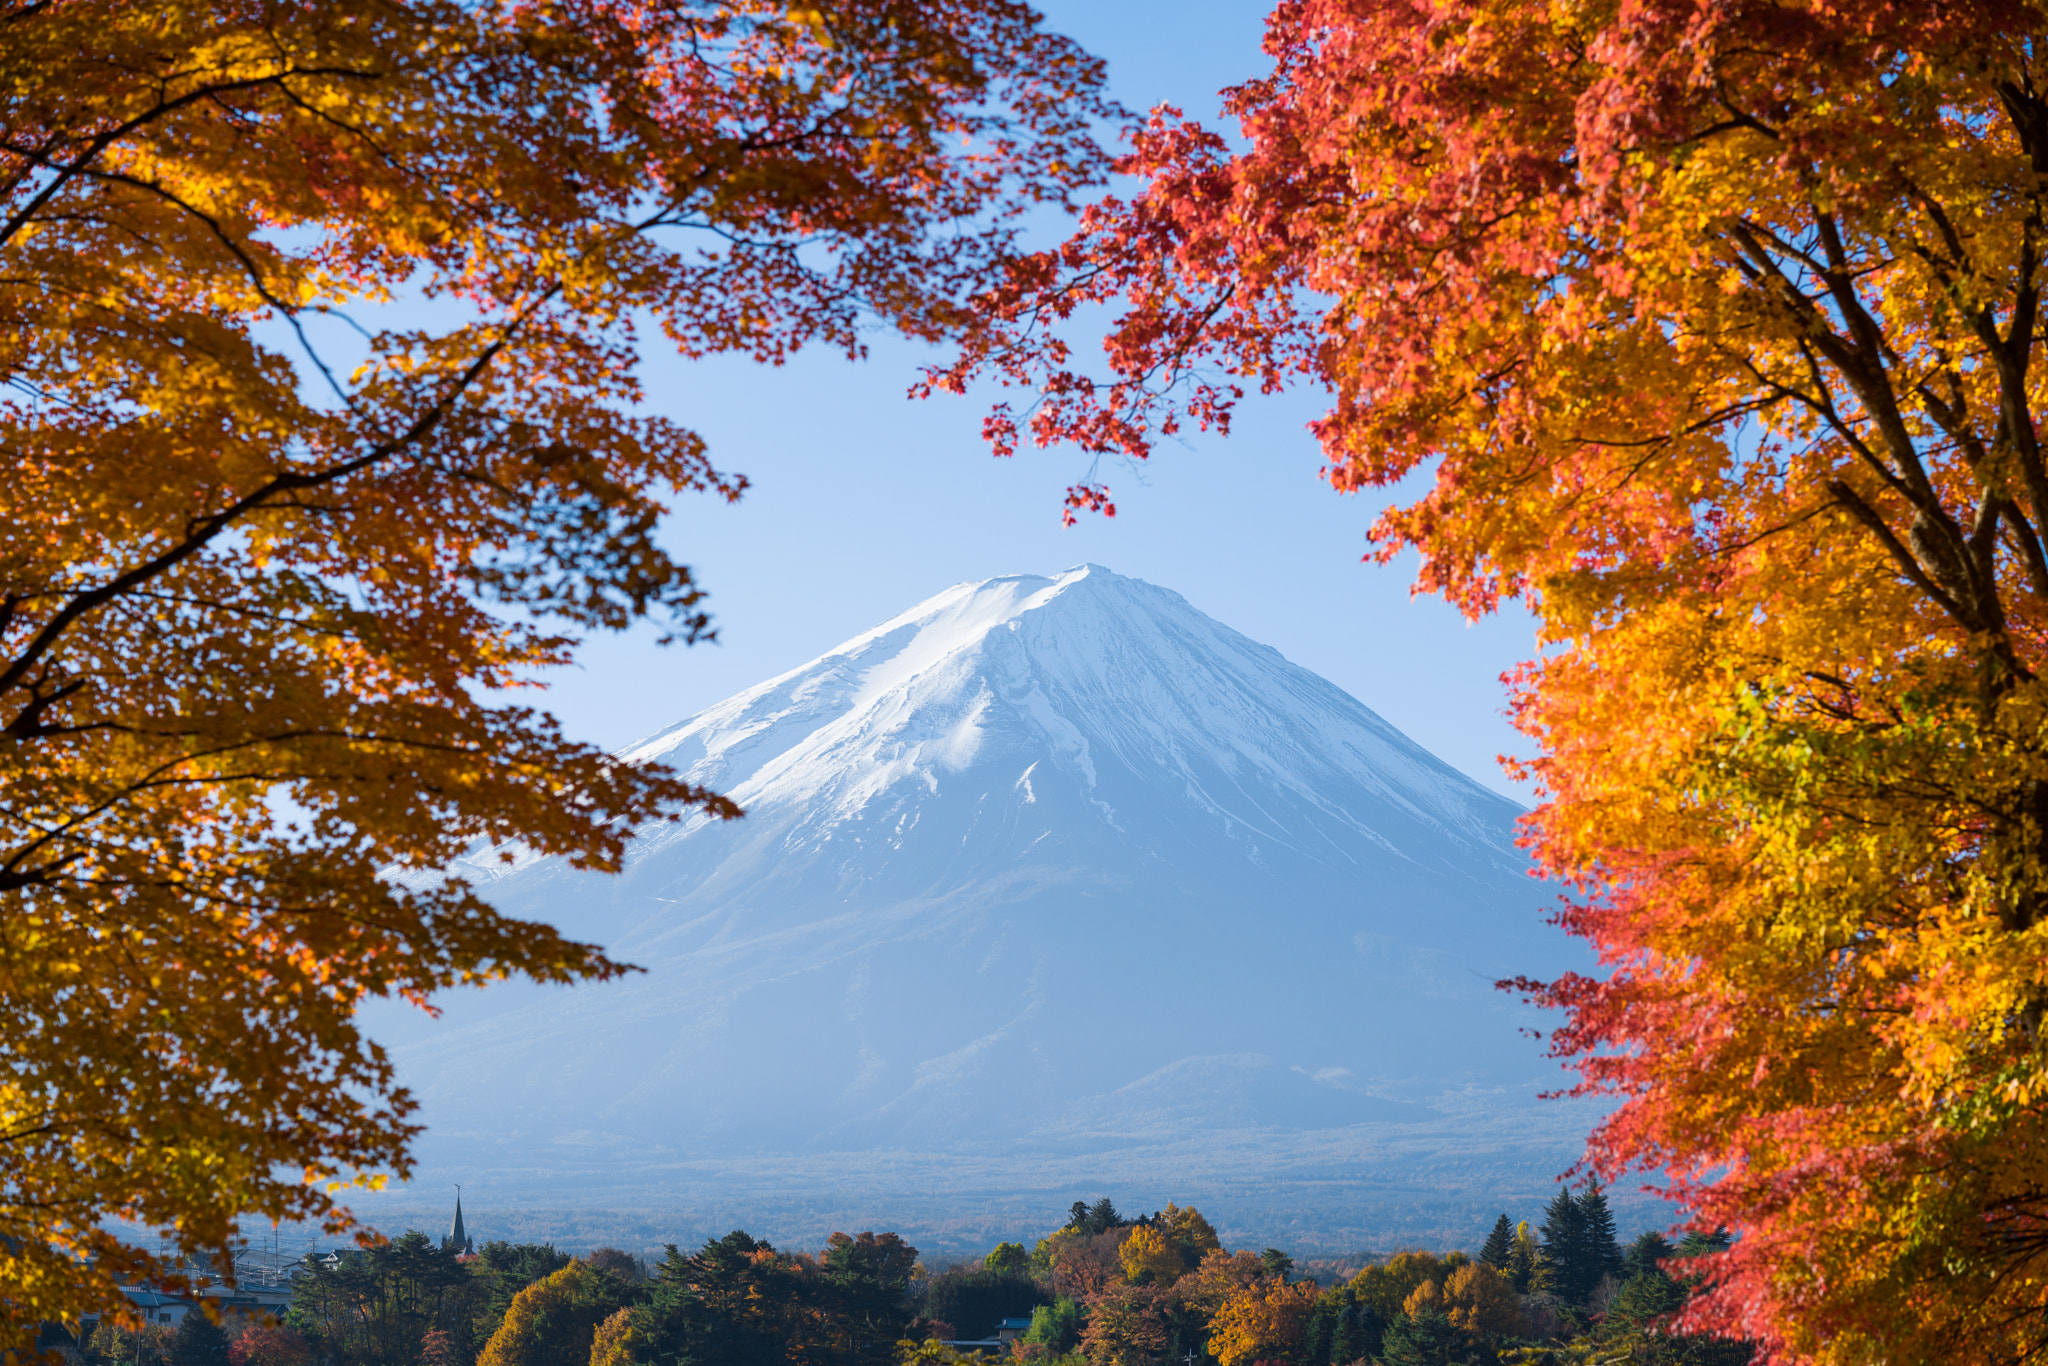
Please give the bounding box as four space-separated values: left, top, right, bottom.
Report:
932 0 2048 1357
0 0 1111 1340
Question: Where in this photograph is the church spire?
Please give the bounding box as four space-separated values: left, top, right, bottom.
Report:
445 1186 471 1254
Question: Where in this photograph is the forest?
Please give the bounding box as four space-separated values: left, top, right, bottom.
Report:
76 1191 1746 1366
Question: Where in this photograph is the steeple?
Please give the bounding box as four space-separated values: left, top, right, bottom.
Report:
444 1186 471 1255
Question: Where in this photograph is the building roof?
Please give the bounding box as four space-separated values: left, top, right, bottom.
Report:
445 1190 470 1253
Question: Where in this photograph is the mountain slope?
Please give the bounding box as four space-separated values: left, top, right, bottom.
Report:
365 566 1587 1245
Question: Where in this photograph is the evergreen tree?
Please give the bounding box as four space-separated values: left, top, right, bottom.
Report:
627 1246 696 1366
625 1231 792 1366
1624 1231 1674 1283
1300 1286 1382 1366
1333 1298 1383 1365
471 1242 574 1334
1578 1182 1626 1289
170 1314 228 1366
1676 1228 1734 1260
1509 1222 1538 1293
1538 1183 1631 1305
1084 1198 1121 1235
1479 1215 1514 1270
1608 1269 1687 1328
1379 1306 1461 1366
1537 1186 1587 1300
923 1266 1045 1340
820 1232 918 1366
1259 1248 1295 1282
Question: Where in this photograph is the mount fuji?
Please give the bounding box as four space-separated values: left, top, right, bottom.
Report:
361 566 1600 1251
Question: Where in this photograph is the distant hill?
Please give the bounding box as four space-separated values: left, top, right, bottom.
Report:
355 566 1614 1253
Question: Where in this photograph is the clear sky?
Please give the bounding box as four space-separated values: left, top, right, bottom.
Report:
524 0 1541 800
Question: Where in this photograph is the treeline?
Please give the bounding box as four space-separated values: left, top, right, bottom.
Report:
70 1191 1748 1366
947 1189 1749 1366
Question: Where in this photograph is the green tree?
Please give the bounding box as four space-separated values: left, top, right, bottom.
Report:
287 1240 470 1366
1508 1223 1538 1295
821 1232 920 1366
1019 1299 1084 1356
1578 1184 1625 1294
631 1231 807 1366
582 1251 643 1289
984 1244 1030 1277
1539 1186 1624 1306
1299 1285 1382 1366
1257 1249 1294 1283
1067 1199 1122 1237
1379 1306 1462 1366
1624 1232 1675 1285
170 1314 229 1366
1609 1270 1688 1331
1479 1216 1515 1272
923 1267 1046 1340
624 1248 694 1366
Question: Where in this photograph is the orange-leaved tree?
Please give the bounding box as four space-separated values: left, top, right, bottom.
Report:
0 0 1111 1342
1205 1277 1315 1366
477 1261 618 1366
929 0 2048 1360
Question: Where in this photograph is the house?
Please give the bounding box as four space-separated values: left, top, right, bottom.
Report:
121 1289 192 1326
940 1317 1036 1355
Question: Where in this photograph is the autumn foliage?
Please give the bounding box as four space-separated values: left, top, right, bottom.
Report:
0 0 1112 1342
227 1327 312 1366
477 1262 618 1366
931 0 2048 1359
1206 1277 1318 1366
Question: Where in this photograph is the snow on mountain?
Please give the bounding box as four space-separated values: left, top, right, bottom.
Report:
361 566 1594 1249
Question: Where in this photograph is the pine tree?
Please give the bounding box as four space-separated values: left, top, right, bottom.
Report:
1624 1231 1674 1283
1509 1222 1538 1294
1379 1306 1460 1366
1479 1215 1514 1270
1537 1187 1587 1301
1333 1300 1383 1366
1578 1182 1626 1290
170 1314 229 1366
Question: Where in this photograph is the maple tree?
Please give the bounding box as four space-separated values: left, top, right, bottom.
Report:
0 0 1111 1343
227 1327 311 1366
930 0 2048 1359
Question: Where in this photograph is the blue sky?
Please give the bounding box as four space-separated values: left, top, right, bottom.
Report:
527 0 1540 800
